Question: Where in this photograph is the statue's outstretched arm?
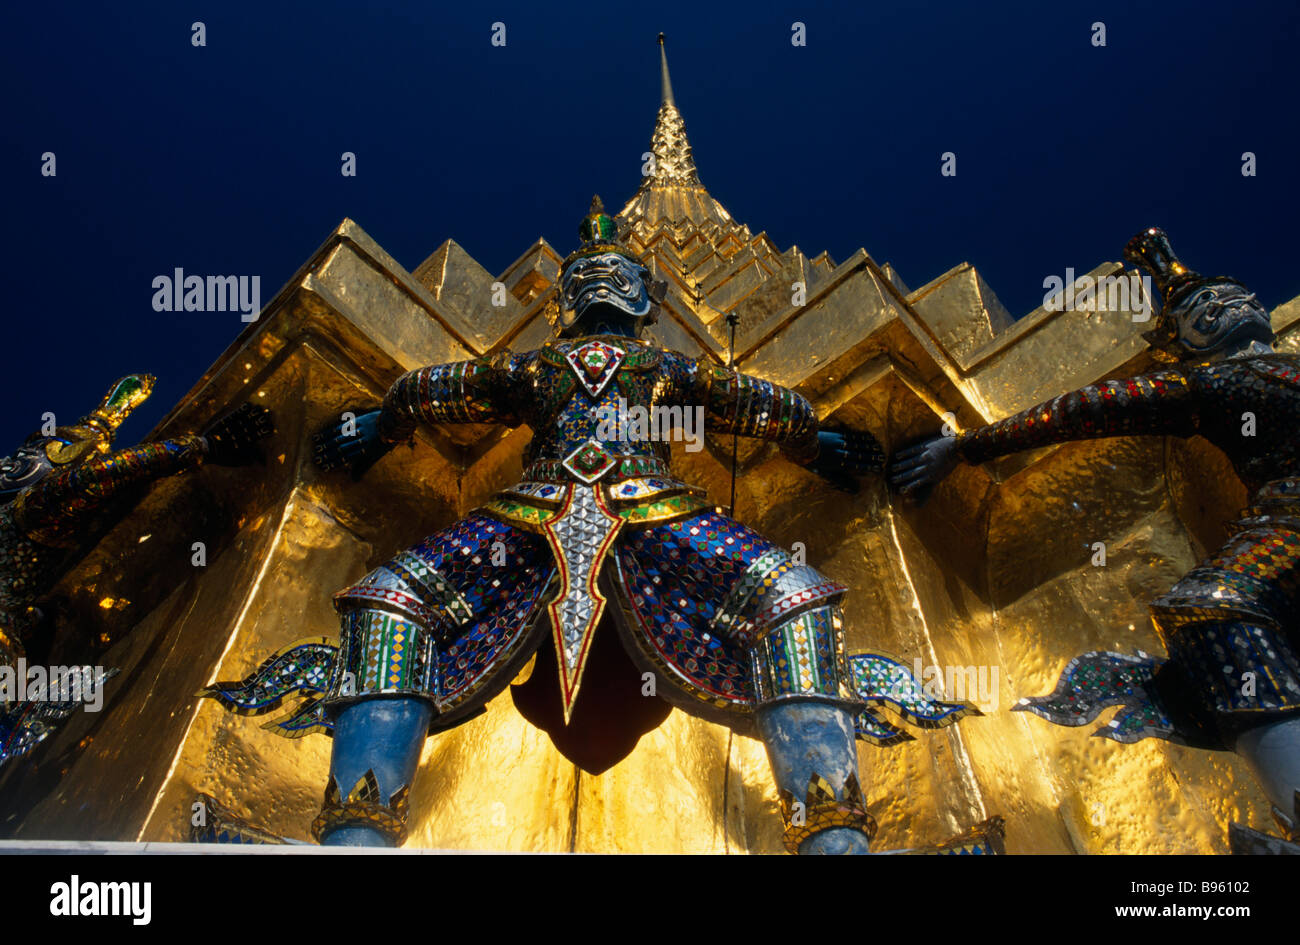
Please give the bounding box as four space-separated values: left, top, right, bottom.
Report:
14 402 272 544
956 370 1198 464
692 357 821 461
376 351 525 443
314 352 526 477
688 355 883 490
16 437 201 543
890 369 1198 496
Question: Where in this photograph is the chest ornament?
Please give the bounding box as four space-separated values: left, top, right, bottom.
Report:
565 340 626 398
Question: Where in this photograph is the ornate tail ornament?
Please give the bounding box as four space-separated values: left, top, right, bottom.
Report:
190 793 295 845
1011 650 1210 745
197 637 338 738
848 652 980 746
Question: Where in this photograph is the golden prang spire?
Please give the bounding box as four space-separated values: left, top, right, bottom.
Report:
646 33 701 188
617 33 753 280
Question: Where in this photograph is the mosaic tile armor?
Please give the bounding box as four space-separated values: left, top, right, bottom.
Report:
352 333 834 723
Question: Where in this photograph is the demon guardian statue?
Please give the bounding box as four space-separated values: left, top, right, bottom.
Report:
203 199 993 854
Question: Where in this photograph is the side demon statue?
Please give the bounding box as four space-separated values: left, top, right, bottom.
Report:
0 375 271 768
892 227 1300 850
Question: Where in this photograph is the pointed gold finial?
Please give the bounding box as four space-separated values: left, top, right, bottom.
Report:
618 30 738 233
658 32 675 107
641 33 699 187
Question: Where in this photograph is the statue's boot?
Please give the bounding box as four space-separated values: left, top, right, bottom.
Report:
313 697 432 847
756 700 1005 854
189 698 430 847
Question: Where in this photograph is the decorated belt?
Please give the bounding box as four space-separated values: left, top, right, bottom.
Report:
482 481 709 530
522 443 671 485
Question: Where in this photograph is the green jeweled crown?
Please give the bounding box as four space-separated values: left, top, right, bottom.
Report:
578 196 618 243
562 195 643 270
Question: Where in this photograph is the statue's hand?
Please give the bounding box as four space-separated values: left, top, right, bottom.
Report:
312 408 391 479
806 428 886 493
201 403 274 466
888 434 962 501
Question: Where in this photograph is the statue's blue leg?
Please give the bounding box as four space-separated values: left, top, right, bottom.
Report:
756 701 870 854
616 510 873 852
318 697 432 847
1234 716 1300 820
315 514 553 846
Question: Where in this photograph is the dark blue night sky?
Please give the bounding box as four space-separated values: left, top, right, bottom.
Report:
3 1 1298 450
